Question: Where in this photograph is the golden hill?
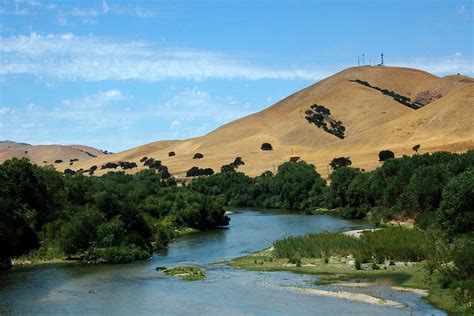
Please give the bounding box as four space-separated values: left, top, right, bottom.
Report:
15 66 474 177
0 141 107 167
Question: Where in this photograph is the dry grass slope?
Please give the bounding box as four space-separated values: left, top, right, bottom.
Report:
8 66 473 177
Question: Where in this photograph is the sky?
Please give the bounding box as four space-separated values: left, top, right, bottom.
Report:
0 0 472 152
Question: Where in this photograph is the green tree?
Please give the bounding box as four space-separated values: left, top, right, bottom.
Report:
437 169 474 235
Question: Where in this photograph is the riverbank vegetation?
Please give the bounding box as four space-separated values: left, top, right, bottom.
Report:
1 150 472 311
0 158 229 268
230 227 471 314
193 150 472 313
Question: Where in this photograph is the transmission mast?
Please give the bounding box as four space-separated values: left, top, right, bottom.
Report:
381 53 384 66
358 56 360 67
362 54 365 66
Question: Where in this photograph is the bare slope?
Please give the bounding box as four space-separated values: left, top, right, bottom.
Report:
64 66 474 177
0 141 107 167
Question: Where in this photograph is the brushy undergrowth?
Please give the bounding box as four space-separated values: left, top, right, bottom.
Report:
273 227 434 264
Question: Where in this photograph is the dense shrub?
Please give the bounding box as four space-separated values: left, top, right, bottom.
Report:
437 169 474 235
378 150 395 162
274 228 434 263
329 157 352 170
193 153 204 159
261 143 273 151
186 166 214 177
168 151 176 157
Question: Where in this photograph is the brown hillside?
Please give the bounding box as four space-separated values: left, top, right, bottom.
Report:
0 141 107 167
42 66 474 177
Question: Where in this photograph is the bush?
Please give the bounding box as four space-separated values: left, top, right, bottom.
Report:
378 150 395 162
54 159 63 163
193 153 204 159
168 151 176 157
329 157 352 170
186 166 214 177
261 143 273 151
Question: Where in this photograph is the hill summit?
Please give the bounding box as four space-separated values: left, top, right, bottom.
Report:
11 66 474 177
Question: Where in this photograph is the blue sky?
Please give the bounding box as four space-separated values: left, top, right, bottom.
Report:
0 0 472 152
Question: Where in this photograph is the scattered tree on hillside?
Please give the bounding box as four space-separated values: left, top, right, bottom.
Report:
186 166 214 177
64 169 76 176
290 157 300 162
140 157 148 163
233 157 244 166
329 157 352 170
305 104 346 139
261 143 273 151
54 160 63 163
379 150 395 162
101 162 119 169
193 153 204 159
221 164 236 173
168 151 176 157
413 144 421 154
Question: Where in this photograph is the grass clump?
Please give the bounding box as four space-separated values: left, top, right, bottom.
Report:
162 266 206 281
274 227 434 265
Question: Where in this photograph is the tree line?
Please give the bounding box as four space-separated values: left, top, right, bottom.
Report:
0 158 229 268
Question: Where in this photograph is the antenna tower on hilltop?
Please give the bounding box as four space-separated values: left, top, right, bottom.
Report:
381 53 384 66
358 56 360 67
362 54 365 66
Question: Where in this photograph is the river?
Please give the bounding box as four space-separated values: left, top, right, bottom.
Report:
0 209 445 315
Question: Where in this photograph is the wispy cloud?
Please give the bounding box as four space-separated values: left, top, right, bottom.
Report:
0 0 154 24
0 32 327 82
392 54 473 75
0 87 254 150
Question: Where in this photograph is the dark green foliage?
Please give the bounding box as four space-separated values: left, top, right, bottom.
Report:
325 167 362 207
220 157 245 173
329 157 352 170
54 159 63 163
193 153 204 159
413 144 421 154
378 150 395 162
305 104 345 139
118 161 137 170
261 143 273 151
0 159 229 266
143 158 170 179
64 168 76 175
233 157 244 166
168 151 176 157
437 169 474 235
350 79 423 110
101 162 119 169
60 209 105 256
221 163 236 173
186 166 214 177
190 171 255 207
274 228 434 263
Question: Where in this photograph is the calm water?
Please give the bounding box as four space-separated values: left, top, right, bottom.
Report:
0 209 444 315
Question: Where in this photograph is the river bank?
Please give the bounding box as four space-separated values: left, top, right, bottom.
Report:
227 228 461 314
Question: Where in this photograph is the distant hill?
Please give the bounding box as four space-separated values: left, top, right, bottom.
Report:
0 141 108 167
12 66 474 177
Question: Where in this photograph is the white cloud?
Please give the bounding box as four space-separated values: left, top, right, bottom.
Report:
392 54 473 75
0 0 153 20
0 107 11 115
0 33 327 82
0 87 255 150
